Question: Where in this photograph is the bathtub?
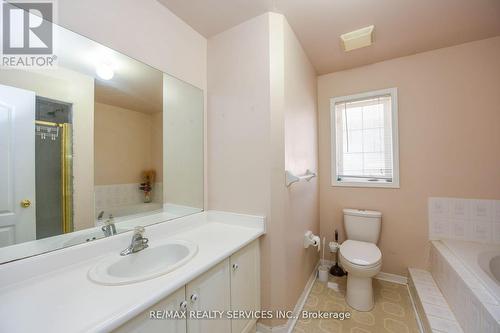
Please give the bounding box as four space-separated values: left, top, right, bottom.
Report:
441 239 500 302
96 202 164 220
431 240 500 332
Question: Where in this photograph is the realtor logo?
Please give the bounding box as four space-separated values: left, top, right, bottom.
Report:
1 0 57 67
2 1 53 54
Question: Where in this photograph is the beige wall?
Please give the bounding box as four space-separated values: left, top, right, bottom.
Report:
0 67 95 231
94 102 162 185
318 36 500 275
208 13 319 327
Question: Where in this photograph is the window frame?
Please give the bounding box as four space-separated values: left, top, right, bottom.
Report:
330 88 400 188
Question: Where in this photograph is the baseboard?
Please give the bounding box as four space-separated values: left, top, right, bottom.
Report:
321 259 407 285
256 261 319 333
374 271 407 285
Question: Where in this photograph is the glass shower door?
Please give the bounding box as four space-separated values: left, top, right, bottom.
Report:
35 97 73 239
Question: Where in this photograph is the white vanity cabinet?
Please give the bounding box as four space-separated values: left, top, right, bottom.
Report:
186 259 231 333
114 240 260 333
114 287 187 333
230 240 260 333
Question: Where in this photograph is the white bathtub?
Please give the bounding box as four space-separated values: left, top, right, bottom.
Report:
431 240 500 332
481 251 500 285
96 202 163 220
441 239 500 302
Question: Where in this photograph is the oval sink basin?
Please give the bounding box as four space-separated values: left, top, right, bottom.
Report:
88 239 198 285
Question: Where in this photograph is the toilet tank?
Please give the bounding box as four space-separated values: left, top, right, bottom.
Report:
343 209 382 243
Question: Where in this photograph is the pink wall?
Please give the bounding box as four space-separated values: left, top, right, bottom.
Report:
207 13 274 324
318 36 500 275
282 18 319 318
208 13 319 328
207 14 271 216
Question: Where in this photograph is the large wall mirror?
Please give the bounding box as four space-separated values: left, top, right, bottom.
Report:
0 10 204 263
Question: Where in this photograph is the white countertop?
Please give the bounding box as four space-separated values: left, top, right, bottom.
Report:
0 203 202 264
0 211 265 333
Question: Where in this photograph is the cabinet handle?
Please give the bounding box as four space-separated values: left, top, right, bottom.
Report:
232 263 239 271
190 293 199 303
179 300 188 310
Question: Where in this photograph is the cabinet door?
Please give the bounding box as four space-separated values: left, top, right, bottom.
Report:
230 240 260 333
113 287 187 333
186 259 231 333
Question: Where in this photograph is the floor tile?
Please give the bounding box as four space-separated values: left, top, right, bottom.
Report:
293 276 420 333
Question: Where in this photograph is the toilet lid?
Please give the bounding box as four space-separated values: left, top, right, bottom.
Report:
339 240 381 266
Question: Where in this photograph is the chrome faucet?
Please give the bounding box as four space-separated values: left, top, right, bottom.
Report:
120 226 149 256
101 214 117 237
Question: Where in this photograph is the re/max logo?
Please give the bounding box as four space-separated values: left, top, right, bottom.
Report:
150 310 187 319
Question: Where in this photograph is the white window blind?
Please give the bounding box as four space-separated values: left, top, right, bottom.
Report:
331 89 399 187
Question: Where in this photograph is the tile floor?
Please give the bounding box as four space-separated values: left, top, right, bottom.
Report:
293 276 420 333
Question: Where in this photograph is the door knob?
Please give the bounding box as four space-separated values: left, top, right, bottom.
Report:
20 199 31 208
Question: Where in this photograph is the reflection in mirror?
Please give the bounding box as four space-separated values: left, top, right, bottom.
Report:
93 57 164 224
0 15 203 263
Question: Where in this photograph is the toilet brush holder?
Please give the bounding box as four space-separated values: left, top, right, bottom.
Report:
318 265 329 282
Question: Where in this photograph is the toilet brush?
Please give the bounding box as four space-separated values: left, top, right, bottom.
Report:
330 230 346 277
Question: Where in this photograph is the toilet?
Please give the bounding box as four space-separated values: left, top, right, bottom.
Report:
339 209 382 311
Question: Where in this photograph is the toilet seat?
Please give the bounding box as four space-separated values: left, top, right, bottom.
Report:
339 240 381 268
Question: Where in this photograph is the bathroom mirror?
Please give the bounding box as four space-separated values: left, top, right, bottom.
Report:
0 11 204 263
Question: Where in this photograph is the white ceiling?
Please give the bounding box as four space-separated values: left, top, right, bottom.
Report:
55 25 163 113
157 0 500 74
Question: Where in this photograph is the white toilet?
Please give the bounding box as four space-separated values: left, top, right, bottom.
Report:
339 209 382 311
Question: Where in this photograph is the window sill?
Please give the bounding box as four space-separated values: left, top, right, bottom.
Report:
332 180 400 189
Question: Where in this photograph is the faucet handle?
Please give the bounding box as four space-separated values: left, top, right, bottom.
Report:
134 226 146 235
105 214 115 225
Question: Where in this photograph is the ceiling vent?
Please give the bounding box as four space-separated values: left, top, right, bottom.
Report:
340 25 374 52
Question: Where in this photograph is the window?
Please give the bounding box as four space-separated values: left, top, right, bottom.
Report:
330 88 399 188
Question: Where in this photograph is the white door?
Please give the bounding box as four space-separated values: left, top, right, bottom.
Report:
230 240 260 333
187 259 231 333
0 84 36 247
113 287 187 333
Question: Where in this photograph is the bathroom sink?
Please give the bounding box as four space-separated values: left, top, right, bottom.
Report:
88 239 198 285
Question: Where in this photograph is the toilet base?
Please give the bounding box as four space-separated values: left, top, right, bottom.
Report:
345 275 374 311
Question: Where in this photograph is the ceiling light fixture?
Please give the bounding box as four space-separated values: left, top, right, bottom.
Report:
96 63 114 80
340 25 375 52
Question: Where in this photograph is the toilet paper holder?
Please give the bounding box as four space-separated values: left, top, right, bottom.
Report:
304 231 320 251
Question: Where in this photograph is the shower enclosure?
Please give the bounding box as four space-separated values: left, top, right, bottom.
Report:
35 97 73 239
